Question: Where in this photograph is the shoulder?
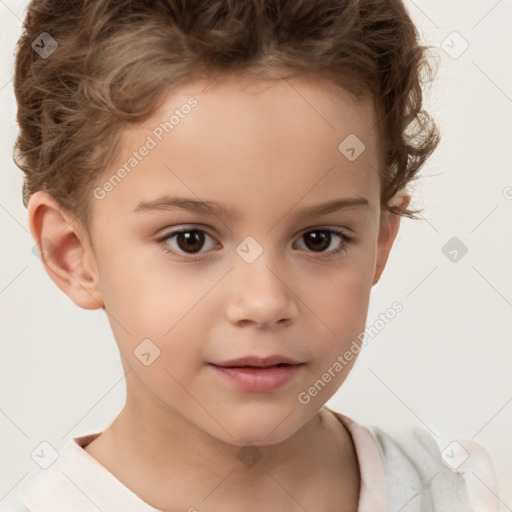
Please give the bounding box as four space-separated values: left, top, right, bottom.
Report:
18 439 85 512
367 423 500 512
0 496 31 512
18 433 161 512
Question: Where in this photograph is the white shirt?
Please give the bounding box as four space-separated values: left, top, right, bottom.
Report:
12 410 499 511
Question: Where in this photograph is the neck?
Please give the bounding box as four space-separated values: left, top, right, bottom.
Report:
85 378 359 511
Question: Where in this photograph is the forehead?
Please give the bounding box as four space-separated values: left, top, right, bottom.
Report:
146 70 379 151
92 70 382 224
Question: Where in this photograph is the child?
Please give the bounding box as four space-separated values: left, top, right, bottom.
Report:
12 0 499 510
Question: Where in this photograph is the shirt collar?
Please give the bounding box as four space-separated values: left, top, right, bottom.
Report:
326 408 389 512
23 411 387 512
22 432 160 512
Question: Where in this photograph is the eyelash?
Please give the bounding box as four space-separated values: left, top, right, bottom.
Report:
156 226 354 260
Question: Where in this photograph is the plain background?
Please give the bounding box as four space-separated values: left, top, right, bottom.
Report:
1 0 511 510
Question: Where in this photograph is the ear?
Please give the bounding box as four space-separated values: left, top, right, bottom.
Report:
27 191 104 309
372 193 411 286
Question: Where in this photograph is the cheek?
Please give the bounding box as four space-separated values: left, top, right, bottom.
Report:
309 255 375 324
97 240 208 328
102 260 217 374
302 252 376 368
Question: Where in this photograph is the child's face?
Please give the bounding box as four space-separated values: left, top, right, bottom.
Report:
61 70 403 445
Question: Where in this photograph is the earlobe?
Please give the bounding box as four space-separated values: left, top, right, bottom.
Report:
27 191 104 310
372 194 410 286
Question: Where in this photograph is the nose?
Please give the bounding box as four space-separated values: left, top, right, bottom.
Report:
225 252 299 329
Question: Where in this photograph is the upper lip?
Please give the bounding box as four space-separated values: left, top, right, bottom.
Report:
209 355 303 368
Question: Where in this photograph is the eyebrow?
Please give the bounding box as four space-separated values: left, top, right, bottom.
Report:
133 194 371 218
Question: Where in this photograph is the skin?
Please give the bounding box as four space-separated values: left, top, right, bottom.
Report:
28 68 409 511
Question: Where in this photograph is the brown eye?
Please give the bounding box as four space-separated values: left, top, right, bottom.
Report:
175 230 205 253
302 230 332 252
159 228 217 256
295 228 351 257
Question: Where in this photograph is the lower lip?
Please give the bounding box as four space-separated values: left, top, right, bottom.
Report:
209 364 303 392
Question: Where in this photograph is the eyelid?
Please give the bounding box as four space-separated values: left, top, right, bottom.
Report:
157 224 353 242
155 226 218 260
296 224 354 238
157 224 217 239
156 224 354 258
294 226 353 258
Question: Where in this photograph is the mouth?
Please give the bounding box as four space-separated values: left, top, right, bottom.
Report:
208 355 305 392
209 355 303 368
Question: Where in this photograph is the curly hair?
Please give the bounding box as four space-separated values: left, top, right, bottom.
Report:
13 0 440 229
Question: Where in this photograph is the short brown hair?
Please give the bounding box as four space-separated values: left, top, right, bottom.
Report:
13 0 440 229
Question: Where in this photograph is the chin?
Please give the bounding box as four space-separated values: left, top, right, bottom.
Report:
210 404 307 447
218 429 295 448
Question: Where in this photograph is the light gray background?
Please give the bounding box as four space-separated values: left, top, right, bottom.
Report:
1 0 511 510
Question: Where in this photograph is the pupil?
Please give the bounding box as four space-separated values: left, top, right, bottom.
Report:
174 230 332 254
177 231 204 253
304 230 330 251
